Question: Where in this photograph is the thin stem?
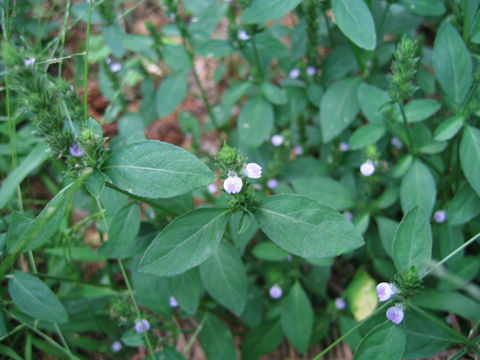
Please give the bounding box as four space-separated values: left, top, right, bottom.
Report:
183 315 206 355
398 102 415 151
34 272 112 288
27 252 38 274
251 36 264 80
312 302 390 360
57 0 72 78
117 260 156 357
54 322 75 359
377 3 391 39
83 0 93 122
0 323 26 341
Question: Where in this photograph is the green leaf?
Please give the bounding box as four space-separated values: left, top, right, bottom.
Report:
281 282 313 353
357 84 391 125
376 216 399 258
199 242 247 315
319 78 361 143
399 0 446 16
433 115 464 141
103 24 125 58
353 321 406 360
255 194 364 258
167 268 202 315
393 206 432 276
414 290 480 322
261 82 288 105
0 142 50 209
398 99 441 123
240 0 302 24
86 170 105 197
471 10 480 44
433 20 472 104
155 72 188 118
139 208 229 276
199 313 238 360
460 125 480 197
447 183 480 225
98 203 141 258
229 211 258 254
238 97 274 149
331 0 377 50
252 242 288 261
103 140 215 199
8 271 68 323
196 40 233 59
132 271 170 315
400 159 436 217
292 176 355 211
241 320 283 360
349 124 386 150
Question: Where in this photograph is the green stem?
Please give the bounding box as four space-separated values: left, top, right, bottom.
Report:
312 302 390 360
183 315 206 355
57 0 72 78
251 36 264 81
118 260 156 357
54 322 75 359
34 272 113 288
83 0 93 123
398 102 415 152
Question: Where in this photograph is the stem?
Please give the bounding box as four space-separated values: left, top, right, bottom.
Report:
191 67 219 129
83 0 93 123
377 3 391 39
312 302 390 359
118 260 156 357
183 315 206 355
398 102 415 151
251 36 264 81
54 322 75 359
57 0 72 78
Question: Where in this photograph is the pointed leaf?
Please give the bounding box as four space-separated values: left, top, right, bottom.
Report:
238 97 274 149
400 159 436 217
240 0 302 24
199 313 238 360
167 268 202 315
353 321 406 360
460 125 480 197
155 72 188 118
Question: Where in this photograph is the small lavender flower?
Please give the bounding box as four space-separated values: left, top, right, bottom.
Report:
335 298 346 310
134 319 150 333
169 296 178 308
271 134 284 146
294 146 303 155
307 66 316 76
105 56 112 64
269 284 283 299
286 254 292 262
69 142 84 157
360 159 375 176
207 183 218 194
223 171 243 194
386 304 405 325
24 57 35 67
376 282 398 302
289 68 300 79
391 137 403 149
343 211 353 221
243 163 262 179
267 179 278 189
110 62 122 72
434 210 447 224
111 341 122 353
238 30 250 41
339 142 350 152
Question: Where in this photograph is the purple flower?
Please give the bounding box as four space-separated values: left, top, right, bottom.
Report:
243 163 262 179
69 142 84 157
386 304 405 325
343 211 353 221
238 30 250 41
434 210 447 224
391 137 403 149
339 142 350 152
335 297 346 310
271 134 284 146
169 296 178 308
307 66 316 76
360 159 375 176
294 146 303 155
111 341 122 353
267 179 278 189
207 183 218 194
376 282 398 302
223 171 243 194
289 68 300 79
110 63 122 72
134 319 150 333
269 284 282 299
24 57 35 67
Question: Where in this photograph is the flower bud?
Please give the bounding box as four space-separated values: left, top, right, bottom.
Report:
243 163 262 179
386 304 405 325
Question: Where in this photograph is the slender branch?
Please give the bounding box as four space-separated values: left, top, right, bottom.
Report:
398 102 415 152
83 0 93 122
54 322 75 359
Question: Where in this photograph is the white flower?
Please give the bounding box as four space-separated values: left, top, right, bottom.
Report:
335 297 346 310
360 159 375 176
271 134 284 146
269 284 282 299
24 57 35 67
134 319 150 333
207 183 218 194
243 163 262 179
376 282 398 302
267 179 278 189
169 296 178 308
111 341 122 353
434 210 446 223
386 303 405 325
289 68 300 79
110 63 122 72
307 66 316 76
238 30 250 41
223 172 243 194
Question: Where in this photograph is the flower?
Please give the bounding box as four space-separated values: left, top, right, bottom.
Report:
360 159 375 176
24 57 35 67
269 284 282 299
238 30 250 41
343 211 353 221
386 304 405 325
391 137 403 149
243 163 262 179
289 68 300 79
335 298 346 310
339 142 350 152
207 183 218 194
376 282 398 302
110 63 122 72
267 179 278 189
223 171 243 194
434 210 446 224
111 341 122 353
169 296 178 308
294 146 303 155
134 319 150 333
69 142 84 157
307 66 316 76
271 134 284 146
